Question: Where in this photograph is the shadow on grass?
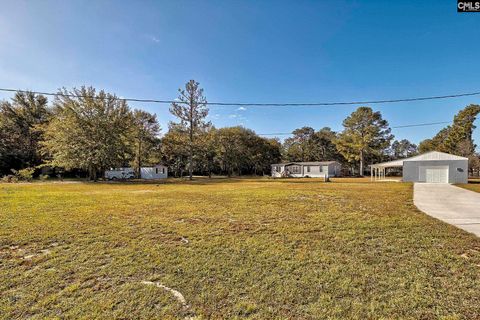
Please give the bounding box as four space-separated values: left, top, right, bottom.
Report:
24 176 387 186
85 176 329 186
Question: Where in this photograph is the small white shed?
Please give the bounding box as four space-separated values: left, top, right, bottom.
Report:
140 165 168 179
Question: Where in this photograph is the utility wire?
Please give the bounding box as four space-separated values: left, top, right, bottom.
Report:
0 87 463 135
257 121 452 136
0 87 479 107
0 87 462 136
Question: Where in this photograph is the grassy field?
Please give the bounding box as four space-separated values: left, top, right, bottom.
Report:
1 178 480 319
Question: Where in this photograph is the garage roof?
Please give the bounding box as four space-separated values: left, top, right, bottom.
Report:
371 151 468 168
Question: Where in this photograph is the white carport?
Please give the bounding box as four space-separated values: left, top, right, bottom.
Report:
370 159 403 181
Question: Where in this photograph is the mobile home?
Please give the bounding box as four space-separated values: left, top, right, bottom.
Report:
271 161 342 178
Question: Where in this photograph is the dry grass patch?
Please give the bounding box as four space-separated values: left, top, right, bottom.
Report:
457 180 480 193
1 179 480 319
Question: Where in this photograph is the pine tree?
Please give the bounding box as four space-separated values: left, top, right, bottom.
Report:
335 107 393 176
169 80 209 180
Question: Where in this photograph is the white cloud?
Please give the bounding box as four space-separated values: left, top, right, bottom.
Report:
144 34 160 43
208 113 220 120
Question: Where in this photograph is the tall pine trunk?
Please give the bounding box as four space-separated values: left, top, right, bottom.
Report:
137 138 142 179
188 104 193 181
359 150 364 176
188 142 193 180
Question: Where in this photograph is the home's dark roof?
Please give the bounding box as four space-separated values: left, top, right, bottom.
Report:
271 161 339 166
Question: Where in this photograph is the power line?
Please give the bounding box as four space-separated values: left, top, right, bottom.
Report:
0 87 463 139
392 121 451 128
0 87 479 107
257 121 452 136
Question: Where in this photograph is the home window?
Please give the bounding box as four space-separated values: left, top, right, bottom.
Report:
306 166 310 173
155 168 158 174
291 166 301 174
162 168 165 174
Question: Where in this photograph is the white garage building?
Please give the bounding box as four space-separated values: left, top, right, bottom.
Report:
371 151 468 184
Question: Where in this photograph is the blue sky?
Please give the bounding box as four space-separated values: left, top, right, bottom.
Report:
1 0 479 145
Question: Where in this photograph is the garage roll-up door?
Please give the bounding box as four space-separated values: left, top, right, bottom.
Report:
425 167 448 183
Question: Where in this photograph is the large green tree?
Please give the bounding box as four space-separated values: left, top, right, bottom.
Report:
209 126 282 176
418 104 480 156
335 107 393 176
161 124 281 177
195 127 218 178
418 127 450 153
42 87 131 180
130 109 161 177
0 92 50 174
283 127 315 161
251 137 282 175
160 124 190 177
310 127 344 162
391 139 418 159
444 104 480 155
216 126 251 176
283 127 342 163
170 80 210 180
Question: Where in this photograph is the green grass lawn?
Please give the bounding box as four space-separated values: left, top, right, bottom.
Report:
1 178 480 319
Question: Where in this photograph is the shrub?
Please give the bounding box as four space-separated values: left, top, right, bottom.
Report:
1 175 19 183
11 168 35 182
39 174 49 181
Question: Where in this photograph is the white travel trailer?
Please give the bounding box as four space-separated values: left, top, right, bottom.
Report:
104 167 135 180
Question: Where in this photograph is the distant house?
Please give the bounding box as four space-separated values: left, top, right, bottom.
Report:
370 151 468 183
140 165 168 179
271 161 342 178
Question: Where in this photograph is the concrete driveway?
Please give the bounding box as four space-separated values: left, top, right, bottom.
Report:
414 183 480 237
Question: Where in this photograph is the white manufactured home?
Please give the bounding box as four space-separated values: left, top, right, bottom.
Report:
370 151 468 184
271 161 342 178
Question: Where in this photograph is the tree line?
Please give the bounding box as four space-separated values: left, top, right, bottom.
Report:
417 104 480 174
1 80 479 180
